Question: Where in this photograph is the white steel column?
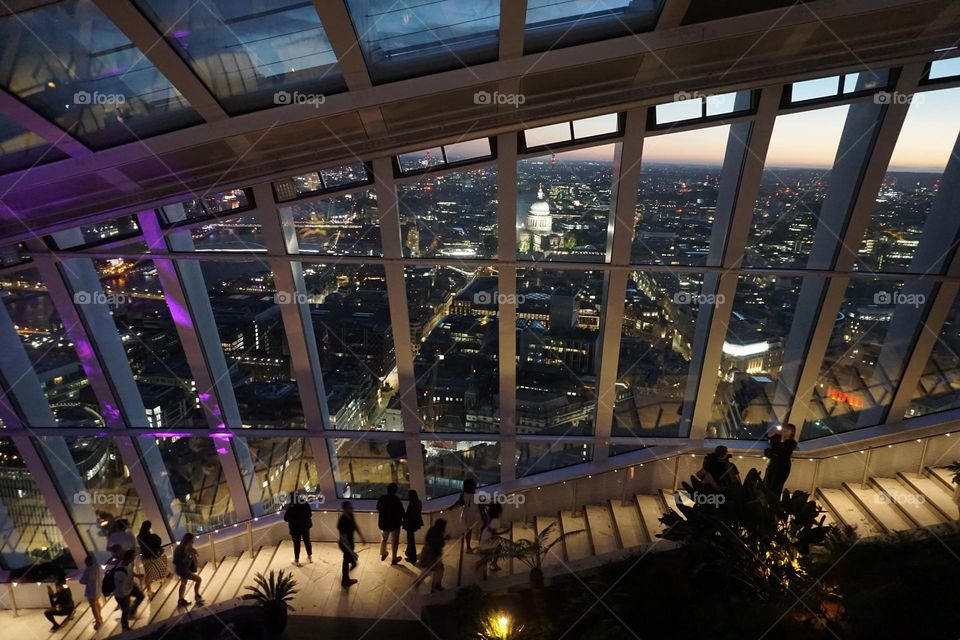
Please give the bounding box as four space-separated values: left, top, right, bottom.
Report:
497 132 519 484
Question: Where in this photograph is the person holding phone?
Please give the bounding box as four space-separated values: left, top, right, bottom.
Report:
763 423 797 497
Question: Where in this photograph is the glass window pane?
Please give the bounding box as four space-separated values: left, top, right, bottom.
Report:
140 435 236 534
705 92 739 116
856 88 960 273
304 264 398 430
632 125 730 265
744 105 850 269
572 113 619 139
398 165 498 258
516 441 592 478
0 114 66 174
423 440 499 499
187 214 266 252
51 216 140 249
407 266 499 433
38 436 143 562
517 269 603 435
287 189 382 256
0 437 74 570
708 275 813 439
237 437 318 516
0 267 98 426
842 73 860 93
613 272 707 438
524 0 663 54
518 145 617 263
398 147 444 173
0 242 30 268
929 56 960 80
802 278 929 439
655 98 703 124
164 189 252 224
791 76 840 102
330 438 409 499
320 162 370 190
0 0 201 148
442 138 492 164
906 294 960 418
133 0 345 115
201 261 304 428
346 0 500 84
524 123 571 148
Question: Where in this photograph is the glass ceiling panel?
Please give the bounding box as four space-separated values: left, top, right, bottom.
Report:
907 292 960 420
134 0 346 115
524 0 664 54
0 114 66 174
346 0 500 84
0 0 201 149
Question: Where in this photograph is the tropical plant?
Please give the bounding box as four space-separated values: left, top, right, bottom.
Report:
244 570 298 636
475 522 584 593
946 460 960 485
657 468 833 603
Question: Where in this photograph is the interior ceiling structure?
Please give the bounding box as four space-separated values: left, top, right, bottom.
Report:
0 0 958 240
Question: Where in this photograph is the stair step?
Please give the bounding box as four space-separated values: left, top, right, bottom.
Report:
636 494 668 543
511 521 535 576
585 504 618 554
559 510 591 561
927 467 956 493
813 498 839 528
149 560 216 628
218 549 258 603
609 499 646 547
534 516 564 568
816 488 881 538
200 554 240 604
136 562 185 629
842 483 912 533
897 472 960 520
872 477 945 528
55 603 90 640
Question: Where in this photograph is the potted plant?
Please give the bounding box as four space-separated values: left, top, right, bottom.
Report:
244 570 298 636
475 521 582 612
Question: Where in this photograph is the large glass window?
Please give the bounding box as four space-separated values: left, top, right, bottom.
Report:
0 267 98 426
38 437 142 561
743 105 850 269
0 438 73 570
612 272 706 438
330 438 409 499
140 436 236 534
134 0 345 115
524 0 663 54
237 437 317 516
517 145 617 263
201 261 304 428
907 294 960 418
96 259 206 429
346 0 500 84
423 440 499 499
708 275 808 439
0 114 66 174
632 126 730 265
406 265 499 433
398 166 498 259
517 441 592 478
516 269 604 436
286 189 381 256
802 278 928 439
185 215 266 252
303 264 398 430
0 0 201 148
856 88 960 273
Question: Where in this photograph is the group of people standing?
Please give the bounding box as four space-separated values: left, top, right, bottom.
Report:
697 423 798 497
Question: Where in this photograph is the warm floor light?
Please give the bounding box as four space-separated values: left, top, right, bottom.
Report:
479 611 522 640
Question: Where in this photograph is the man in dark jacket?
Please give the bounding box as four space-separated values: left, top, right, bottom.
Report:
283 491 313 565
44 582 75 631
376 482 405 564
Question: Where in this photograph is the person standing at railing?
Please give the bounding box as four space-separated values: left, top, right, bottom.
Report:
283 491 313 566
764 423 798 497
403 489 424 564
338 501 367 588
377 482 405 565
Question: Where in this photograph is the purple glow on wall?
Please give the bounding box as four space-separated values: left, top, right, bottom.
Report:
210 432 233 441
139 431 192 438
